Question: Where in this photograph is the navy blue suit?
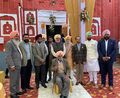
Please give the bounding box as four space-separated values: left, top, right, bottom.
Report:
98 38 116 86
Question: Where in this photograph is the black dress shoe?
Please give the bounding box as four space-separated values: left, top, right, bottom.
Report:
10 94 19 98
48 78 51 81
76 82 79 85
64 96 68 98
60 95 64 98
80 82 85 86
41 84 47 88
27 86 34 89
22 89 27 93
16 91 24 95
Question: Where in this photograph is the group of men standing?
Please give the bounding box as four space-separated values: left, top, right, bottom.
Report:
5 29 116 98
72 29 116 92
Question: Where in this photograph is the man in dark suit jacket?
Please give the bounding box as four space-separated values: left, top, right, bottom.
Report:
45 37 53 82
98 29 117 91
72 36 87 85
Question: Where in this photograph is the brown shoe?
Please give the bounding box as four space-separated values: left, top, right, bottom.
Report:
87 81 93 85
95 84 98 89
100 84 105 89
109 86 113 91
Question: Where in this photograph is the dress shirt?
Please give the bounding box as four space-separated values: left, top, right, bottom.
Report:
24 43 31 60
77 43 81 51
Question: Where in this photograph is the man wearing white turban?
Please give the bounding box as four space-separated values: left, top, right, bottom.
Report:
51 34 66 58
98 29 117 91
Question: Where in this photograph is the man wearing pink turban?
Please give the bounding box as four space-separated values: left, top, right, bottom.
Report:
9 31 19 39
5 31 24 98
102 29 111 37
98 29 117 91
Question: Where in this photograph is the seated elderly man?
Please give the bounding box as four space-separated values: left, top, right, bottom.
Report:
51 51 70 98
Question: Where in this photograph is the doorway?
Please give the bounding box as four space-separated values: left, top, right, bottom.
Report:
46 25 62 39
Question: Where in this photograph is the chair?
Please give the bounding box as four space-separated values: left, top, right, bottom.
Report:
0 71 5 84
52 80 73 95
0 82 6 98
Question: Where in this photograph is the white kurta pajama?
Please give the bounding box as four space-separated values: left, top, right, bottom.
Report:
85 39 99 84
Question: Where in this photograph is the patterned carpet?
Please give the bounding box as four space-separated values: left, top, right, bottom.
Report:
5 74 38 98
84 68 120 98
4 67 120 98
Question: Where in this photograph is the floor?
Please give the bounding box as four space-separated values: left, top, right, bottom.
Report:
4 62 120 98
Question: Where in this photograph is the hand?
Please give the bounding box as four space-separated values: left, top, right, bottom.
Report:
10 66 16 71
106 56 111 61
41 59 45 63
65 75 70 80
73 62 76 65
54 66 58 71
102 57 107 61
102 57 110 61
106 56 110 59
83 62 86 65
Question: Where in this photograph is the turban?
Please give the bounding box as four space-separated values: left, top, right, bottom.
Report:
55 51 64 57
65 35 72 40
10 31 19 39
102 29 111 36
42 34 47 39
35 34 42 41
86 31 93 37
54 34 61 40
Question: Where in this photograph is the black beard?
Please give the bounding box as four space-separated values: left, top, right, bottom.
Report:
38 41 42 44
87 38 91 41
104 37 110 40
24 39 29 43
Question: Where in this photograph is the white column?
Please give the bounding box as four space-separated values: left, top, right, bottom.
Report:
81 2 86 43
67 17 70 35
18 6 22 41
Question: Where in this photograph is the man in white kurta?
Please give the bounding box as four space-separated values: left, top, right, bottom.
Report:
85 32 99 88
